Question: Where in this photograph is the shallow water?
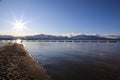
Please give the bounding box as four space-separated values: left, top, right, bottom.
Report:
23 41 120 80
0 41 9 47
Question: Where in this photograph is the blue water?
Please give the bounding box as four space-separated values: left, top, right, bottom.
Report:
23 41 120 80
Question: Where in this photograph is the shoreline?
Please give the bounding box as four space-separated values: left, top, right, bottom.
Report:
0 43 49 80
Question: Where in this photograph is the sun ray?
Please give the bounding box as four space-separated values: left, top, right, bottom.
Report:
8 15 36 36
9 17 29 36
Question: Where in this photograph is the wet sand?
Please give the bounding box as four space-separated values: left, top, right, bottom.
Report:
0 43 48 80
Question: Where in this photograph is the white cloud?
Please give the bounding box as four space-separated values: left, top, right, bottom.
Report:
65 33 82 37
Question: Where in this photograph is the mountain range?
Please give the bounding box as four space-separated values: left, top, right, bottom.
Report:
0 34 120 40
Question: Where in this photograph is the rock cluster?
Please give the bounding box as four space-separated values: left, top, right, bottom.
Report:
0 43 48 80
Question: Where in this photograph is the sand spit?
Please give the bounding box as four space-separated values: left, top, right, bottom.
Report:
0 43 48 80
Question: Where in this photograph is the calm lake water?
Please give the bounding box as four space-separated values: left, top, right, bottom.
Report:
23 41 120 80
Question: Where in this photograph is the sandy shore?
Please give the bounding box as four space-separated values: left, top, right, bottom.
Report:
0 43 49 80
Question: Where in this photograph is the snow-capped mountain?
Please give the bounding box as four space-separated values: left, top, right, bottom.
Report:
0 34 120 40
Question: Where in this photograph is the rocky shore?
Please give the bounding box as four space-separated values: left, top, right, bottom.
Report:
0 43 48 80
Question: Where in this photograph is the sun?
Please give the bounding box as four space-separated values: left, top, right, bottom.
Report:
12 20 26 32
9 16 33 36
9 17 29 36
14 21 24 30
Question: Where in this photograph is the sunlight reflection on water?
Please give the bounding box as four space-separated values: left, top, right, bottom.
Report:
16 39 22 44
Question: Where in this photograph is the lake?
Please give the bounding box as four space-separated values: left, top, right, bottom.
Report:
23 41 120 80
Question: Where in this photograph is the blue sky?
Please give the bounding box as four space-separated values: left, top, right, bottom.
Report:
0 0 120 36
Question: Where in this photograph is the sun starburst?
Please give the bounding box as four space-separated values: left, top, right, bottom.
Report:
11 19 26 32
8 16 35 36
